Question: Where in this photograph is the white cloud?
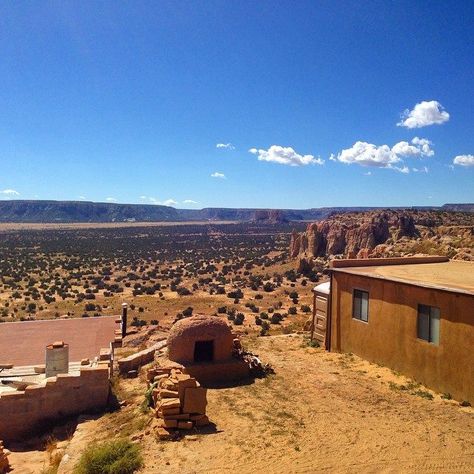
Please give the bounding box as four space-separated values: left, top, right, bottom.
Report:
331 138 435 173
391 137 434 157
412 166 429 173
183 199 198 204
0 189 20 196
249 145 324 166
397 100 449 128
216 143 235 150
78 195 86 200
330 142 400 168
211 172 226 179
140 196 178 206
105 197 118 202
453 154 474 167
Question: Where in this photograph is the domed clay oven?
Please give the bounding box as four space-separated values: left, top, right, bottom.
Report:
168 315 233 364
167 315 248 384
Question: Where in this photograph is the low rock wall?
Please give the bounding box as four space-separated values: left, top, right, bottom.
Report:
0 367 110 442
117 339 167 375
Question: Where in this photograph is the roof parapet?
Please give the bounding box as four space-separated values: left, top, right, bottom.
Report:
329 256 449 269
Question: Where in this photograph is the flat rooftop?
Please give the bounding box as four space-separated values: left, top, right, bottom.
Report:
0 316 117 366
331 260 474 296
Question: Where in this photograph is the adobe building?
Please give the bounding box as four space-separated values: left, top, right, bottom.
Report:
313 256 474 405
167 315 249 385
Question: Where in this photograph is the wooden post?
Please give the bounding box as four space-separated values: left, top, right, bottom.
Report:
121 303 128 338
310 290 316 341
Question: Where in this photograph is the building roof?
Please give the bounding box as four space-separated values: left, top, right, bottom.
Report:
0 316 118 366
331 260 474 296
313 281 330 294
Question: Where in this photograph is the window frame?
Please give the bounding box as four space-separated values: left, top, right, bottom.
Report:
417 304 440 345
352 288 369 323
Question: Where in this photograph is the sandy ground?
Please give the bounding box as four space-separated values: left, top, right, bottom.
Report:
8 334 474 473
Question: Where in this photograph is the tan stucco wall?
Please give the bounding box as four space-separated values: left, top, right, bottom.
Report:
330 273 474 404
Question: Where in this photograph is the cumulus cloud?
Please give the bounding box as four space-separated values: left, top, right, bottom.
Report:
140 196 177 206
105 197 118 202
397 100 450 128
391 137 434 157
216 143 235 150
331 138 434 173
78 195 87 200
183 199 198 204
249 145 324 166
453 154 474 167
211 172 226 179
0 189 20 196
330 142 400 168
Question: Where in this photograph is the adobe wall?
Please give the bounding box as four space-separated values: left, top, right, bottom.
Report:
330 273 474 404
183 359 250 386
168 317 234 364
117 339 167 375
0 367 110 443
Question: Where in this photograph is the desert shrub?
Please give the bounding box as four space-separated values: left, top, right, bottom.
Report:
263 282 275 292
255 316 262 325
234 313 245 325
182 306 193 317
176 286 192 296
217 306 227 314
227 289 243 299
289 291 298 300
259 312 268 320
300 305 311 313
260 320 270 336
288 306 297 315
270 313 282 324
74 438 143 474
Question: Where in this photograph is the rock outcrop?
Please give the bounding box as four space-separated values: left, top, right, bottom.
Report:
290 210 473 261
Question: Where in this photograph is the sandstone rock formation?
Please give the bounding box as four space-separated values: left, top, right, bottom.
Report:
290 210 473 261
0 441 10 473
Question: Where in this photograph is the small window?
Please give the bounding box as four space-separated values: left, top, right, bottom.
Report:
353 289 369 322
417 305 440 344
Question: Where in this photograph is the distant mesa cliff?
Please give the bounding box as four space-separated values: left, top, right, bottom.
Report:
0 200 472 224
290 210 474 261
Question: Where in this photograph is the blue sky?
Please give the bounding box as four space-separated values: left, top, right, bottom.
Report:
0 1 473 209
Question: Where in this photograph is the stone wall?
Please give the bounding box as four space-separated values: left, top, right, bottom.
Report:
117 340 167 375
0 367 110 442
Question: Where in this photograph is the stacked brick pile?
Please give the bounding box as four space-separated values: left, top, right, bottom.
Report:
147 366 210 440
0 441 10 474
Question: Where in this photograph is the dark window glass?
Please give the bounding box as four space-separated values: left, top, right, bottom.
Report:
353 289 369 322
417 305 440 344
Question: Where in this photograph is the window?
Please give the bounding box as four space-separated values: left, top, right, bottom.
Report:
353 289 369 322
417 305 440 344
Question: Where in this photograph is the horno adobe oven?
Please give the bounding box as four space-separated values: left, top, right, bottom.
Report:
167 315 248 385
